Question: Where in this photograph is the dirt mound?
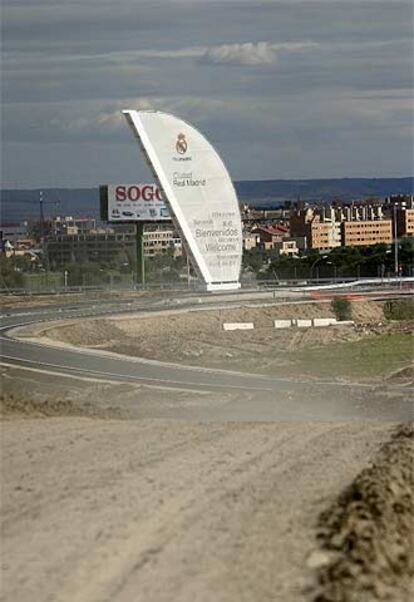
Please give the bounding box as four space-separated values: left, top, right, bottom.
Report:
44 318 124 347
40 301 390 353
310 424 414 602
350 300 385 323
0 393 126 419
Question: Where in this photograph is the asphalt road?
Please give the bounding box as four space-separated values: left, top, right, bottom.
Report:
1 293 412 421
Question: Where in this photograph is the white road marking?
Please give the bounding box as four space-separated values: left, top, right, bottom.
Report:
0 361 123 385
0 355 271 392
0 361 210 394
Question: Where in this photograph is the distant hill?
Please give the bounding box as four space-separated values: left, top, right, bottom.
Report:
1 178 412 223
234 177 414 204
0 188 98 223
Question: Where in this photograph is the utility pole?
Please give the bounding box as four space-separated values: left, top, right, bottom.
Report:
187 253 191 289
393 203 399 278
39 190 48 274
39 191 44 240
135 223 145 288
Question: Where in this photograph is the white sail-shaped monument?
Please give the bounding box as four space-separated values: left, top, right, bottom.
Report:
122 110 242 291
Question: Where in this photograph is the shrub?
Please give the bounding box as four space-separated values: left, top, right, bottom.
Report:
383 300 414 321
331 297 352 321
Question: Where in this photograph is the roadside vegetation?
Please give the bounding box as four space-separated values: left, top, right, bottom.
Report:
383 299 414 321
243 239 414 281
331 297 352 321
269 333 413 380
0 247 191 290
2 239 413 291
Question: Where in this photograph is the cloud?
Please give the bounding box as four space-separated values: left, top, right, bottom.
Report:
2 0 413 186
128 47 205 60
199 41 318 66
113 40 318 67
201 42 278 66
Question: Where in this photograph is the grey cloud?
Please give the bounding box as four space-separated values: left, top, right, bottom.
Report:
2 0 413 186
201 42 278 66
4 1 412 54
7 35 410 108
199 41 318 66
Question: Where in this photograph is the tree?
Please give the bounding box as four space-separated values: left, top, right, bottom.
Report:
0 256 24 289
331 297 352 321
243 248 266 273
399 238 414 275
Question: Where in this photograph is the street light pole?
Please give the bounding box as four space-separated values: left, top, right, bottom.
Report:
187 254 191 289
310 254 328 281
393 204 399 278
326 261 337 282
135 223 145 289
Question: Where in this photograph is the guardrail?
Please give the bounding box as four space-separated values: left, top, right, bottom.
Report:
0 281 205 296
0 277 412 297
256 276 414 288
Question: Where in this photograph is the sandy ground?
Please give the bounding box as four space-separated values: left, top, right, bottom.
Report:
0 405 402 602
313 425 413 602
1 368 412 602
1 299 413 601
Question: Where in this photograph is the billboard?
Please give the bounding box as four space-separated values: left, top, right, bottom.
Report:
101 184 170 222
122 110 242 291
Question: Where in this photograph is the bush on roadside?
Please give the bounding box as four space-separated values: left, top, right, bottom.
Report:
383 300 414 321
0 256 25 289
331 297 352 321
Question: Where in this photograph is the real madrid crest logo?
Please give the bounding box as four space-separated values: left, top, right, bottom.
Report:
176 133 188 155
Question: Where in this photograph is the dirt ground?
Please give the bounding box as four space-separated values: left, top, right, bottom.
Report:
1 298 413 601
1 378 410 602
312 424 413 602
0 364 232 421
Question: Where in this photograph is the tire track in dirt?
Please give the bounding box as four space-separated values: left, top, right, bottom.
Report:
1 419 394 602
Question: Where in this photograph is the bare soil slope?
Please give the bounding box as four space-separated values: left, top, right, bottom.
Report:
312 425 414 602
1 410 398 602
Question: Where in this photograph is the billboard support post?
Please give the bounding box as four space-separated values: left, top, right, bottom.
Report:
136 222 145 288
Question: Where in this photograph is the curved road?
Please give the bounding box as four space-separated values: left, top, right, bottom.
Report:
1 293 412 421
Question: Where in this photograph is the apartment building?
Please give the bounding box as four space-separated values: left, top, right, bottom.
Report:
272 239 299 257
241 204 290 224
251 224 289 251
290 208 340 251
290 204 393 250
341 220 392 246
382 195 414 238
242 231 260 251
308 218 341 251
396 207 414 237
45 231 132 265
0 222 28 243
144 225 182 256
50 216 97 237
45 224 182 266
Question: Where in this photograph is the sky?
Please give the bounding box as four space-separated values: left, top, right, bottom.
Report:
2 0 413 188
